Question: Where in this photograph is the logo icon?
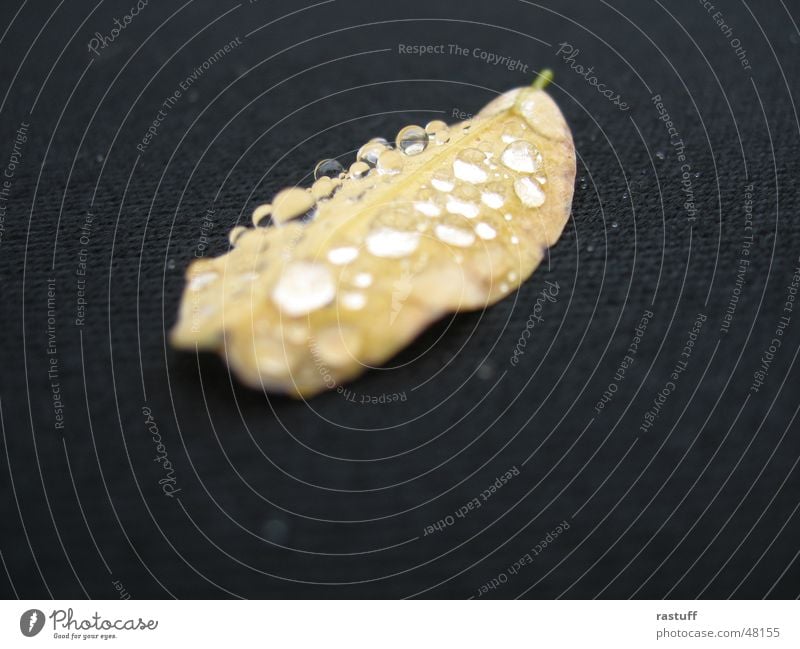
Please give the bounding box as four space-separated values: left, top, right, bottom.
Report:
20 609 45 637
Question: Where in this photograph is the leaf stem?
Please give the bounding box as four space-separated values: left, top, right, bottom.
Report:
532 68 554 91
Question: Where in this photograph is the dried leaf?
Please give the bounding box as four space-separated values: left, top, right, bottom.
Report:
171 80 576 397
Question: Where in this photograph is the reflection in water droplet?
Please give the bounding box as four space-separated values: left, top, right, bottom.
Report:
272 187 316 223
366 228 420 258
425 120 450 145
475 222 497 240
396 125 428 155
376 149 404 175
272 261 335 316
314 158 344 179
514 176 546 207
435 223 476 247
501 140 543 173
327 246 359 265
453 148 488 183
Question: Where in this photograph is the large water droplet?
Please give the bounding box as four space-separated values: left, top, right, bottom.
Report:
327 246 359 265
314 158 344 179
272 261 335 316
272 187 316 223
396 125 428 155
519 93 563 139
376 149 404 175
366 227 420 258
514 176 546 207
311 177 337 200
341 291 366 310
435 223 476 247
453 148 488 183
501 140 543 173
425 120 450 145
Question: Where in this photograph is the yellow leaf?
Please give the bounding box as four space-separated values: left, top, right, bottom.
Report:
171 79 576 397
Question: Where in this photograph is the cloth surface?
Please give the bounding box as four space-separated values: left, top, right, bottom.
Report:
1 0 799 598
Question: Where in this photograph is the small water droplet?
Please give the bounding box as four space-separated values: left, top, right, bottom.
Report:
314 158 344 179
501 118 527 143
376 149 404 175
611 221 618 229
501 140 543 173
261 518 290 544
272 187 316 223
587 244 595 252
453 148 488 183
514 176 546 207
655 151 666 161
357 140 388 166
435 223 476 247
425 119 450 145
327 246 359 265
272 261 335 316
446 185 481 218
396 125 428 155
431 169 455 192
480 182 506 209
251 203 272 227
510 236 519 245
366 228 420 258
349 161 370 178
228 226 247 246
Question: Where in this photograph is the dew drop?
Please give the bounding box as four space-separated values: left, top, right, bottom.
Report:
501 140 543 174
453 148 488 183
272 261 335 316
481 182 507 209
435 223 476 247
446 185 481 218
311 176 337 200
229 225 247 245
327 246 359 265
501 119 527 143
357 140 388 167
655 151 665 161
431 170 455 192
251 203 272 227
514 176 546 208
366 227 420 258
376 149 404 175
349 161 370 178
475 222 497 240
314 158 344 179
518 93 563 139
396 125 428 155
272 187 316 223
425 120 450 145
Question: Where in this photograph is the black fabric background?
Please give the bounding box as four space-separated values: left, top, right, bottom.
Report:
1 0 799 599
